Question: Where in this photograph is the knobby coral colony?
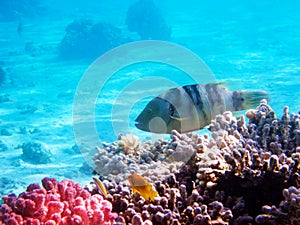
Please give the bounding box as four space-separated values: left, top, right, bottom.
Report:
0 178 117 225
1 100 300 225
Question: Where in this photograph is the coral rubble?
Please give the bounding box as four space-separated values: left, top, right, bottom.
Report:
0 177 117 225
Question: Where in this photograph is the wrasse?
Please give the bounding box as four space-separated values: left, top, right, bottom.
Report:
93 177 108 198
127 174 158 201
135 82 269 133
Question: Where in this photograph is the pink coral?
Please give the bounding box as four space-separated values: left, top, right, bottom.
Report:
0 177 117 225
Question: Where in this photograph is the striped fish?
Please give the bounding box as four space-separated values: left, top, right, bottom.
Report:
135 83 269 133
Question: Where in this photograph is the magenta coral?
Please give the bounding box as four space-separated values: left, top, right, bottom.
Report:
0 177 117 225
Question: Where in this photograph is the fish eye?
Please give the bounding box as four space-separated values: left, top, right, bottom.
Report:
241 97 244 102
169 104 174 112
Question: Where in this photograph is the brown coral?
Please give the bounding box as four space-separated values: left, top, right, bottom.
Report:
90 100 300 225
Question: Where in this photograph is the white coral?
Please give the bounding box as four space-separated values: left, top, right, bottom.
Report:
118 134 141 154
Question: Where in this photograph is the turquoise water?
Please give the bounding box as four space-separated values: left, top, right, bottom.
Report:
0 0 299 194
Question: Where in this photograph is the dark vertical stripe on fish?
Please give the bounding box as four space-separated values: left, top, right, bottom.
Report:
191 85 208 122
182 85 208 122
232 91 242 111
204 83 225 114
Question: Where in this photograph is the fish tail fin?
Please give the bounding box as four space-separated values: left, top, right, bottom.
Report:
240 90 270 109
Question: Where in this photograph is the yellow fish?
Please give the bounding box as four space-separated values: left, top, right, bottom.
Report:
127 174 158 201
93 177 108 198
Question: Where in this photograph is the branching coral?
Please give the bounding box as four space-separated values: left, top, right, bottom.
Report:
92 100 300 224
93 134 187 182
3 100 298 225
118 134 141 154
0 177 117 225
256 186 300 225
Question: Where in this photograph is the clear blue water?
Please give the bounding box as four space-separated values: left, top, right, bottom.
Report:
0 0 299 194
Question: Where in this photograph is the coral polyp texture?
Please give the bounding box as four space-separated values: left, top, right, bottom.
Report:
255 186 300 225
91 100 299 225
0 177 117 225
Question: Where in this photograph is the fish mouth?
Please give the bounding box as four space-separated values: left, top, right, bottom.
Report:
135 122 142 128
135 121 145 130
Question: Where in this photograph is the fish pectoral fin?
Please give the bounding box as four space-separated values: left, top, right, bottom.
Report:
170 115 190 121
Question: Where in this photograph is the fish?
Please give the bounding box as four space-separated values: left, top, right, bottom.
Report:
127 174 158 201
135 82 269 133
93 177 108 197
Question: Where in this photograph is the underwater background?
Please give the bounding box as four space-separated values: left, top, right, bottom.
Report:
0 0 300 224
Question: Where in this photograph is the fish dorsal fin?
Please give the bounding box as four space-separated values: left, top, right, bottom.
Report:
214 81 243 91
128 174 149 186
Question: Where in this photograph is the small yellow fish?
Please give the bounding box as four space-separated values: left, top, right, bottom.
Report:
93 177 108 197
127 174 158 201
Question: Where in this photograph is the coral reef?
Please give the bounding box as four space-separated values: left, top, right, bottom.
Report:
60 19 128 60
118 134 141 154
0 0 46 21
93 133 190 183
21 142 52 164
256 186 300 225
0 177 117 225
1 100 299 224
92 100 299 224
126 0 172 40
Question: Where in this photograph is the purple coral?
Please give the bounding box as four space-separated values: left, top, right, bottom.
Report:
256 186 300 224
91 100 300 224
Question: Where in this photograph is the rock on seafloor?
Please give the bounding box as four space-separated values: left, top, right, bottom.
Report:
1 100 300 225
21 141 52 164
59 19 130 60
126 0 172 40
